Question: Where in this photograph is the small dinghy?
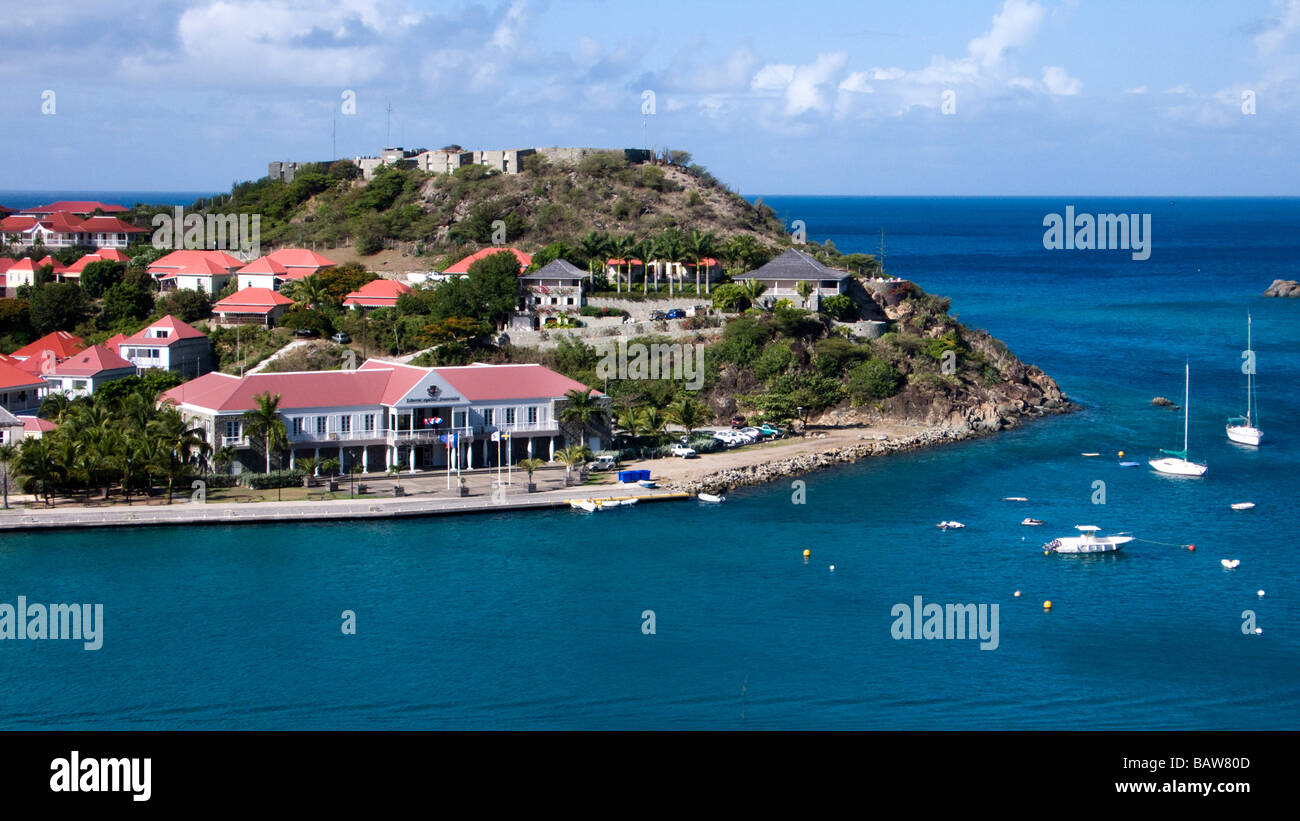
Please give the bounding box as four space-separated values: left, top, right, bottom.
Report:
1118 461 1141 467
1221 558 1241 569
637 479 658 488
1002 497 1029 502
936 521 966 530
698 493 725 503
1230 502 1255 511
1081 452 1101 457
1021 518 1045 526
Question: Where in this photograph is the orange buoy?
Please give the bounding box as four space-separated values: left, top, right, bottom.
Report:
1187 544 1196 551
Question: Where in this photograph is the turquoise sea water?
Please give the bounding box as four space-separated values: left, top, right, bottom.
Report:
1 196 1297 729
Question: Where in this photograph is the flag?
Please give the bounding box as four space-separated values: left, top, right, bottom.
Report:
491 431 500 442
432 416 443 425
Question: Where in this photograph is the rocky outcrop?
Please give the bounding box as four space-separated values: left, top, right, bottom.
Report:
667 427 978 495
1152 396 1179 410
1264 279 1300 298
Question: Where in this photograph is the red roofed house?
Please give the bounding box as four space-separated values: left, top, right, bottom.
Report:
443 247 531 275
212 287 294 327
236 248 336 291
1 256 69 289
0 210 143 250
20 201 129 217
147 250 243 293
64 248 132 279
117 315 213 378
160 359 604 475
0 358 47 414
42 345 137 399
343 278 411 310
0 406 22 445
22 416 57 439
0 257 13 293
10 330 86 365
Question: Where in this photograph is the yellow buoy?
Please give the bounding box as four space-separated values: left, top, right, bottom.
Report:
1043 600 1053 610
803 549 811 558
1044 550 1050 556
1118 450 1125 458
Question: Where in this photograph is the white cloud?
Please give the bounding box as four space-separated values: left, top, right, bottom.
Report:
967 0 1046 69
751 53 848 116
1255 0 1300 54
1042 66 1082 95
1125 85 1149 94
838 71 874 94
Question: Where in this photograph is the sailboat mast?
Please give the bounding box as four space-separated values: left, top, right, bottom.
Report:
1246 314 1253 425
1183 361 1190 453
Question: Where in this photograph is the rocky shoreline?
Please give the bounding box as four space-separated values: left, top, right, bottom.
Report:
666 406 1072 495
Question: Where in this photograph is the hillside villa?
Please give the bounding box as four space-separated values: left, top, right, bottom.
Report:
443 247 532 275
343 278 411 309
148 250 243 292
115 315 213 378
236 249 336 291
213 288 295 327
161 359 604 475
42 345 137 399
733 248 852 309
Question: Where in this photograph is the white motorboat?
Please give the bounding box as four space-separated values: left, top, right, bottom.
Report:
936 521 966 530
1226 313 1263 447
698 493 725 503
1002 497 1029 502
569 497 638 512
570 499 599 512
1150 362 1207 476
1021 518 1045 526
637 479 658 488
1043 525 1134 554
1221 559 1241 569
1230 502 1256 510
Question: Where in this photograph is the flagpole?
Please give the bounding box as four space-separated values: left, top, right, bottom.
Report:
506 433 512 485
445 435 451 489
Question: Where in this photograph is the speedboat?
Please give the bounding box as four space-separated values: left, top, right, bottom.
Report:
698 493 725 503
1230 502 1256 510
1021 518 1045 526
936 521 966 530
1043 525 1133 554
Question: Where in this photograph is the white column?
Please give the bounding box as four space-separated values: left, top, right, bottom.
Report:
549 437 555 460
314 447 320 474
409 446 415 471
363 447 369 473
289 450 295 470
339 446 344 475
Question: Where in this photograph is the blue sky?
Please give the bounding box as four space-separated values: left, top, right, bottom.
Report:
3 0 1298 195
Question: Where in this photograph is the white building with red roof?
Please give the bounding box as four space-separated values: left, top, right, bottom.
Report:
20 201 129 217
117 315 213 378
2 256 69 289
161 359 603 475
236 248 335 291
147 250 243 293
0 406 22 445
443 247 531 274
342 278 411 309
0 358 47 414
0 211 144 250
42 345 137 398
212 287 294 327
64 248 132 280
10 330 86 365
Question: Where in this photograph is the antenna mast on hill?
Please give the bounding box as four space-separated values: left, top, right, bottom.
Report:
877 228 886 275
386 102 394 146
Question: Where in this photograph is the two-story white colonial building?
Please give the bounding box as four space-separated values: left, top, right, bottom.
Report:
160 359 604 475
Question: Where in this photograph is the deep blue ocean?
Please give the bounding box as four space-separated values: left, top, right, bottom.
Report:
0 190 218 210
1 196 1296 729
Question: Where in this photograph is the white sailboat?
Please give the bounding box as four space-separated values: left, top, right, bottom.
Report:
1226 314 1263 446
1150 362 1207 476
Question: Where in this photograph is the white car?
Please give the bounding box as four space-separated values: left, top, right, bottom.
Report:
671 444 698 458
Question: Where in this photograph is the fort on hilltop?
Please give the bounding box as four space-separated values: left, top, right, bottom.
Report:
269 146 653 182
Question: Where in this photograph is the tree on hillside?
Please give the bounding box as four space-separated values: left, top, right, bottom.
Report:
28 282 91 335
154 288 212 323
101 281 155 326
79 260 126 298
688 230 717 295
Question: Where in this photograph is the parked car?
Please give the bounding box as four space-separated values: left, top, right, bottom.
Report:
759 425 785 438
665 308 686 319
670 444 698 458
293 328 319 338
588 456 618 471
730 415 746 428
330 332 352 344
649 310 667 321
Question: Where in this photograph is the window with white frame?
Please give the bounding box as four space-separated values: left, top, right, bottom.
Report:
340 415 352 433
483 408 494 426
316 416 327 435
527 406 538 424
505 407 516 425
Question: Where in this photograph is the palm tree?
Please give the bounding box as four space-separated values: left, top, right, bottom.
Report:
688 230 717 295
17 437 58 506
211 445 236 475
793 280 814 309
635 238 658 294
0 443 17 509
554 444 594 483
657 229 688 296
297 455 320 487
666 397 707 440
577 231 610 277
739 279 767 309
242 392 288 474
558 388 603 448
610 234 636 293
633 406 666 439
149 407 207 503
292 275 331 310
518 457 546 489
